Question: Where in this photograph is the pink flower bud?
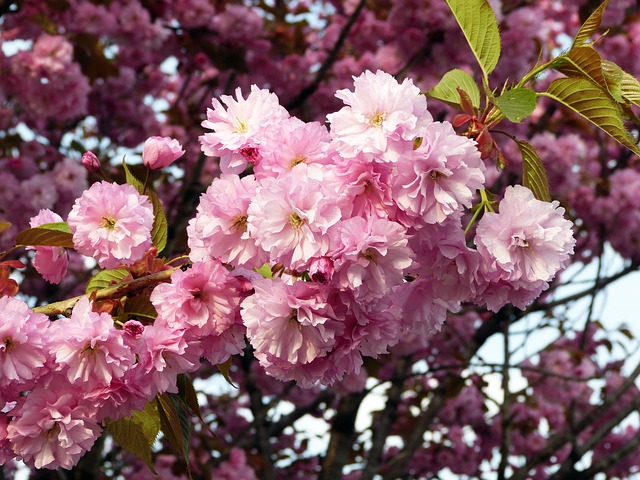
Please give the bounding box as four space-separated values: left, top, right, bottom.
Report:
309 257 334 283
142 136 185 170
81 151 101 174
123 319 145 339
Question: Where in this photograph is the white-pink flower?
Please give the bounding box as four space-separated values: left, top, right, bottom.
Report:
142 136 185 169
0 296 50 392
392 121 485 226
50 297 134 391
28 209 69 284
328 216 414 300
200 85 289 173
7 385 101 470
187 174 267 268
247 169 343 269
241 279 341 366
67 181 154 269
151 259 242 338
475 185 575 284
327 70 432 161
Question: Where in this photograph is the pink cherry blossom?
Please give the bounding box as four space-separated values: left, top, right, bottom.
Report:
187 174 267 268
142 136 185 169
50 297 134 392
392 121 486 226
475 185 575 284
327 70 432 161
0 296 50 393
247 169 343 269
28 209 69 284
67 181 154 269
200 85 289 173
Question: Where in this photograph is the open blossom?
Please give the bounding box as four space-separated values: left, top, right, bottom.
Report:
6 385 101 470
67 181 154 269
187 174 266 268
247 169 343 269
50 297 134 392
475 185 575 284
327 70 432 161
151 259 242 338
392 121 485 226
328 216 414 300
200 85 289 173
142 136 185 169
0 296 50 393
28 209 68 283
241 279 341 367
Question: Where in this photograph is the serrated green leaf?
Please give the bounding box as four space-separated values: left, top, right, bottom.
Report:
157 393 192 471
516 140 551 202
122 162 168 254
427 69 481 109
602 60 640 107
443 0 501 78
105 401 160 475
554 46 606 88
542 78 640 157
16 222 74 248
123 292 157 320
254 262 273 279
86 268 130 295
217 358 237 388
0 222 10 234
495 88 537 123
572 0 609 48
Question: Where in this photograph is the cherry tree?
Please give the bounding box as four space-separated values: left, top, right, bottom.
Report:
1 0 640 479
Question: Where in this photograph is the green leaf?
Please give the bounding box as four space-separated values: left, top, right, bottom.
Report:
16 222 74 248
105 401 160 475
177 374 203 421
443 0 501 78
572 0 609 48
157 393 192 470
123 292 157 320
495 88 537 123
217 358 237 388
602 60 640 107
542 78 640 157
254 262 273 279
86 268 130 295
554 46 606 88
516 140 551 202
0 222 10 234
427 69 481 109
123 162 168 254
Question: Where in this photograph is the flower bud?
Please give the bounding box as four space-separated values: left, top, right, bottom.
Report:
142 136 185 170
81 151 101 174
309 257 334 283
123 320 145 339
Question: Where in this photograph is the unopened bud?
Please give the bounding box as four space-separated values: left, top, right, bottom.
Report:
81 151 101 173
142 136 185 170
309 257 334 283
123 320 145 339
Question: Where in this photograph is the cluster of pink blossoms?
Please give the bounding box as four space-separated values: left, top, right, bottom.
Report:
0 70 576 470
183 69 576 386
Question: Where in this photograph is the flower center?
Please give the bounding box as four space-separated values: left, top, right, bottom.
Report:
511 235 530 249
2 336 15 352
370 112 385 127
234 118 249 134
102 216 117 229
289 155 307 168
289 212 305 229
360 248 378 265
230 215 248 233
429 170 446 181
289 310 302 331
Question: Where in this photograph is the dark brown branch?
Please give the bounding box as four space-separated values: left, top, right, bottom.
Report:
359 356 411 480
497 317 512 480
285 0 368 110
320 390 366 480
510 359 640 480
571 426 640 479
